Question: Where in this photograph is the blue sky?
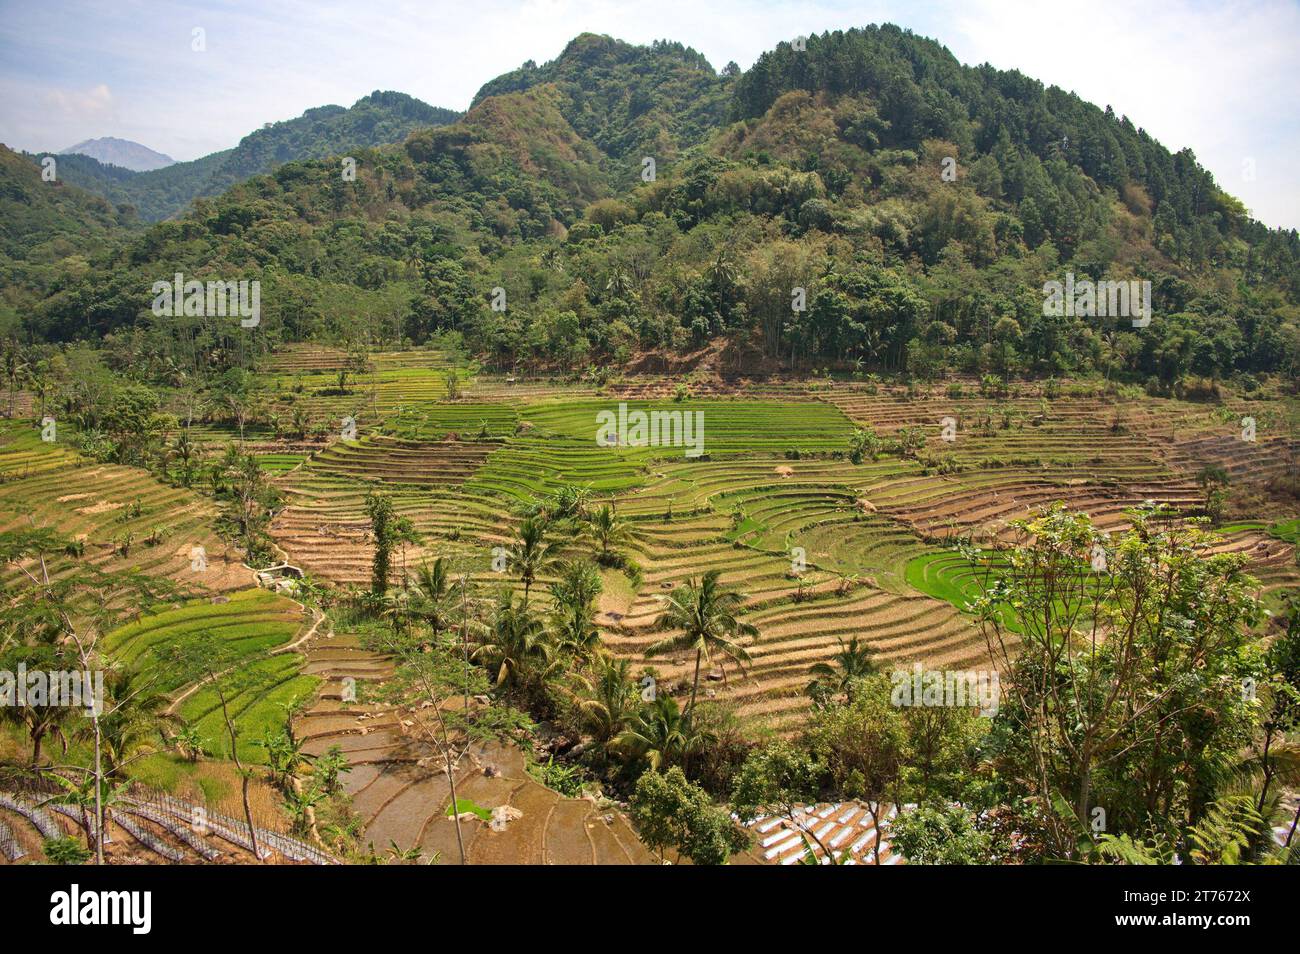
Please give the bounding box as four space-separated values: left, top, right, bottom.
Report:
2 0 1297 229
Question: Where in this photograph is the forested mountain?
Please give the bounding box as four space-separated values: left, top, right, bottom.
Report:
0 145 139 331
25 91 460 221
61 136 175 171
473 33 734 179
7 27 1300 388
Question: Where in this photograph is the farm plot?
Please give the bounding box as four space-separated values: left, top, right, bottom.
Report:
466 436 646 501
380 403 519 440
739 800 904 865
294 628 652 863
520 398 856 458
0 420 80 479
0 448 252 592
308 434 496 488
260 344 351 374
272 472 515 586
1164 432 1297 486
602 483 991 733
104 588 316 763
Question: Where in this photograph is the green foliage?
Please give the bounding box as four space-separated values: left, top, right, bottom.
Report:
5 27 1292 385
629 766 748 864
889 805 996 865
42 836 91 865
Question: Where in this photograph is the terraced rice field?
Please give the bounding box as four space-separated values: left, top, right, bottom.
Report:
293 628 651 863
266 366 1295 736
0 425 253 592
604 475 992 732
105 588 318 762
310 435 496 488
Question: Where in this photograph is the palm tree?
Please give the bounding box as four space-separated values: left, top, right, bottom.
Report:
291 405 311 440
586 503 633 566
540 247 565 273
510 516 559 602
96 670 176 775
2 342 27 419
705 245 740 303
550 484 594 523
166 429 203 487
573 656 638 753
807 637 875 701
646 569 758 728
410 557 453 639
521 484 593 524
605 266 634 300
28 360 51 420
614 696 713 771
473 594 558 693
379 587 412 635
549 559 603 657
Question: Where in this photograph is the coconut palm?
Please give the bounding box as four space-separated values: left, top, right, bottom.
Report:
646 569 757 727
291 405 311 440
573 656 639 752
540 247 565 273
473 594 558 693
549 559 603 657
379 587 413 635
586 503 633 566
807 637 875 701
2 342 27 419
409 557 454 638
166 429 203 487
510 516 559 602
614 696 713 771
606 266 634 299
96 670 176 774
705 245 740 301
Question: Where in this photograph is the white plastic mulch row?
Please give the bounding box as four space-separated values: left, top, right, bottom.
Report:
0 794 63 840
110 811 187 863
0 820 25 861
121 804 221 862
130 792 335 864
743 801 907 866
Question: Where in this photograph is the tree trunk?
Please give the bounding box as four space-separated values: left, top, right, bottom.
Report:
1075 753 1094 858
1257 731 1275 815
687 649 702 725
217 684 260 861
93 718 104 865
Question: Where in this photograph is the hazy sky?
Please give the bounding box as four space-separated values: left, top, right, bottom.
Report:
2 0 1297 229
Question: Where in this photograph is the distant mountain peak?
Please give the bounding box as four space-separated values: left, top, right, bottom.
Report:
59 137 175 172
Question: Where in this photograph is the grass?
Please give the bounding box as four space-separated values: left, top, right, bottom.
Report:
1269 518 1300 545
104 588 315 763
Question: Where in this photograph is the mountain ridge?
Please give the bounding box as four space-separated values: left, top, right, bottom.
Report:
4 25 1297 388
59 136 176 171
33 91 460 222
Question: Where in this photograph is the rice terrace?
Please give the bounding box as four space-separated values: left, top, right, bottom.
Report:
1 2 1299 888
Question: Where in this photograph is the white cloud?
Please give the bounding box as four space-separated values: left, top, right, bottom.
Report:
44 82 114 119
